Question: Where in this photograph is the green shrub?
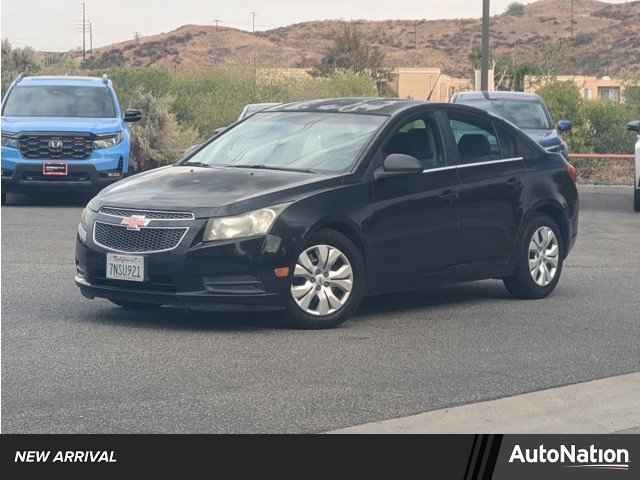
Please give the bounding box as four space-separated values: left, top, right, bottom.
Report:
505 2 526 16
126 88 199 171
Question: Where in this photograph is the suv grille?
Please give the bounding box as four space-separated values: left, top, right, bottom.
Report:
99 207 194 220
19 134 93 160
94 222 188 253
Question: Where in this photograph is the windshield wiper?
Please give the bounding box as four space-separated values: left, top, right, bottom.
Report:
222 164 316 174
182 161 212 168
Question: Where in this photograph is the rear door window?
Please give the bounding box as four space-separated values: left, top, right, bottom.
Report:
448 113 500 164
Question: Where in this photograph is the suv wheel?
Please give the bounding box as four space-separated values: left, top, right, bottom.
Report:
503 215 564 299
635 187 640 212
286 229 365 329
1 191 7 206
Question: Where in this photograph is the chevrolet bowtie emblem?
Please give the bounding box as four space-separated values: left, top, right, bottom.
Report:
120 215 149 231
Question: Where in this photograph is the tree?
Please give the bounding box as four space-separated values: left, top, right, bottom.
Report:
1 39 40 96
505 2 526 16
494 57 542 91
536 80 588 152
126 88 199 171
313 23 391 92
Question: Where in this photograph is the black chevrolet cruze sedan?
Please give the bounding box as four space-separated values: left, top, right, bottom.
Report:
75 98 579 329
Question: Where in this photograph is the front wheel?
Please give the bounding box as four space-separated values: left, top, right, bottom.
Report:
503 215 564 299
634 187 640 212
285 229 365 329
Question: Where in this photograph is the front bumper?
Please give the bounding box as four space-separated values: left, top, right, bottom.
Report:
74 222 293 311
2 162 123 192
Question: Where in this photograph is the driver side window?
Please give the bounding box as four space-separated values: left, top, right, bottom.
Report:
383 116 445 170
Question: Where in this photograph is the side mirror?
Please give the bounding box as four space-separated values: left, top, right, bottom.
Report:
557 120 572 134
124 109 142 123
376 153 423 179
627 120 640 134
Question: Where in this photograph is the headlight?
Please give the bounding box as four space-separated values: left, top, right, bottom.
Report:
203 204 289 241
77 223 88 243
1 133 19 149
93 132 123 149
80 206 95 227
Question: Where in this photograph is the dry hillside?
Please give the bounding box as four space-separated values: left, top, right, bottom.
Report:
78 0 640 78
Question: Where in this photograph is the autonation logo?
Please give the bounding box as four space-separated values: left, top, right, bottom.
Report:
509 444 630 471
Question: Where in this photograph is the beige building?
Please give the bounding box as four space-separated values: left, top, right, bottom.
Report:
391 68 472 102
524 75 637 103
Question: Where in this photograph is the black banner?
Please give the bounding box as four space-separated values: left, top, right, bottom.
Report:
1 434 637 477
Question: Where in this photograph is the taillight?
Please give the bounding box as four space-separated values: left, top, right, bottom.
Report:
566 162 577 184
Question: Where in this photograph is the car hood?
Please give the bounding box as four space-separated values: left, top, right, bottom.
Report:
1 116 123 135
522 128 561 148
92 165 344 218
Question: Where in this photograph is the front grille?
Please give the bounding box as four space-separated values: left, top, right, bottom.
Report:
99 207 194 220
94 222 188 253
19 134 93 160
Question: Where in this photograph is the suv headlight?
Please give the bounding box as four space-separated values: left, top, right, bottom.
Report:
93 132 123 149
203 204 289 242
1 133 19 149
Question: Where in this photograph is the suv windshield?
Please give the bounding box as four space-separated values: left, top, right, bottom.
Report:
185 112 387 173
460 98 552 130
2 85 117 118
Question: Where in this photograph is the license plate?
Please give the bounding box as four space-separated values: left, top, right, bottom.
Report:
43 161 68 176
106 253 145 282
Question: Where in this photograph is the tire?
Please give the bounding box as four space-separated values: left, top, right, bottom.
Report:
503 214 564 300
285 229 366 329
109 299 162 310
1 191 7 206
634 188 640 212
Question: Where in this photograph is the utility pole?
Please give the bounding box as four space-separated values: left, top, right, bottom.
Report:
81 1 86 62
570 0 574 39
481 0 490 91
89 21 93 53
213 19 220 31
250 11 256 33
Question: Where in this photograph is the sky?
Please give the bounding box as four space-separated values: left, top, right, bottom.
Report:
0 0 632 52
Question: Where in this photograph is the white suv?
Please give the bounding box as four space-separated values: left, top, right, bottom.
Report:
628 120 640 212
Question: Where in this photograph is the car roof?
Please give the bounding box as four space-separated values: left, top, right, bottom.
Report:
454 91 543 102
17 76 109 87
269 97 425 116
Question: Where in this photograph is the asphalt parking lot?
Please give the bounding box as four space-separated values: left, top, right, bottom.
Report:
1 185 638 433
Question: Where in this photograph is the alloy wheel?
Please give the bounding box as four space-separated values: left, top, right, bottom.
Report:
528 226 559 287
290 244 354 316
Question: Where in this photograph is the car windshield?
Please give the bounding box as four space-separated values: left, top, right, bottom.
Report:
460 98 552 130
2 85 117 118
185 111 387 173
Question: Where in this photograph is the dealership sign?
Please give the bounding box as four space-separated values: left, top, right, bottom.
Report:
509 443 630 470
